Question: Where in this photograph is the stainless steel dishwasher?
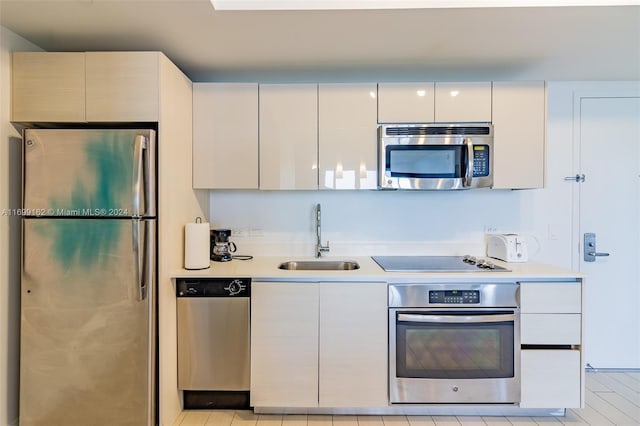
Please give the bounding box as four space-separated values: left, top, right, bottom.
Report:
176 278 251 409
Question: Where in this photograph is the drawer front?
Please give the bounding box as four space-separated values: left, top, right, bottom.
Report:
521 349 581 408
521 314 581 345
520 282 581 313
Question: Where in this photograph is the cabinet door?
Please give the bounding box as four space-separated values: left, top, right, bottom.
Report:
319 84 378 190
492 81 545 189
521 350 581 408
259 84 318 190
11 52 85 123
85 52 159 122
435 82 491 122
377 82 435 123
319 282 388 407
193 83 259 189
250 282 319 407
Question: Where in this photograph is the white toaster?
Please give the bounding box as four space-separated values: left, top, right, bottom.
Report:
487 234 528 263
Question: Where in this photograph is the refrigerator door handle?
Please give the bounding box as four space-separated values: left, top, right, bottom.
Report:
144 219 155 303
132 135 147 217
144 133 155 217
132 219 147 301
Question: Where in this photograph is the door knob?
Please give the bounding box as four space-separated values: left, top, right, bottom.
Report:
584 233 610 262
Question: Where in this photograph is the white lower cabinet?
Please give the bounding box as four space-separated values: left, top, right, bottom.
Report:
319 282 388 407
521 313 581 345
520 282 581 314
521 350 582 408
250 281 387 408
519 281 583 409
250 282 319 407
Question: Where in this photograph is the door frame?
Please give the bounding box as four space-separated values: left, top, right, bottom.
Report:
570 83 640 270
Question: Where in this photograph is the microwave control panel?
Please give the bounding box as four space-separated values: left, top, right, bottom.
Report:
472 145 490 177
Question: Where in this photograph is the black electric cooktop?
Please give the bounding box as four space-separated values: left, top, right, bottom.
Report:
371 255 510 272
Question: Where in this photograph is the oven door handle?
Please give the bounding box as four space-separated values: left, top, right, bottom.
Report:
397 313 516 324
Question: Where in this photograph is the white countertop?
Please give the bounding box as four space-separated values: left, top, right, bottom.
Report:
173 256 584 282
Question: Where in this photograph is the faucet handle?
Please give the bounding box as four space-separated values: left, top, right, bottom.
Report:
316 240 330 257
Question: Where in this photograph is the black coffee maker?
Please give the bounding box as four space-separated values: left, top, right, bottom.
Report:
210 229 237 262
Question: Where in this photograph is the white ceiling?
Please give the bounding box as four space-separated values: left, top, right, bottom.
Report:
1 0 639 82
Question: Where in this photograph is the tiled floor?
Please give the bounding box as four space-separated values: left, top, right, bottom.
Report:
172 371 640 426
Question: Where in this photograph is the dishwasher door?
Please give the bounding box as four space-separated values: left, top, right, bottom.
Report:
177 278 250 391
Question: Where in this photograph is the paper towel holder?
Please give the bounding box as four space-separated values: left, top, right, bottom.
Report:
184 217 211 270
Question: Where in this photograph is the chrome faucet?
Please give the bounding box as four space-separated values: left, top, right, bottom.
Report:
315 203 330 257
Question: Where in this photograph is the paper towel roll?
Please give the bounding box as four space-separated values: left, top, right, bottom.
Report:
184 221 210 270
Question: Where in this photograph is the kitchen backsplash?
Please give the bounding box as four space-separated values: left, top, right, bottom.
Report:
209 189 554 261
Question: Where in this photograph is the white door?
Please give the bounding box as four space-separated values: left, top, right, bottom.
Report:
576 94 640 368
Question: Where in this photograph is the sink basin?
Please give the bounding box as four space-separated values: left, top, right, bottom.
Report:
278 260 360 271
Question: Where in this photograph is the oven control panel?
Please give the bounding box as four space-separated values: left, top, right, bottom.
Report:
429 289 480 304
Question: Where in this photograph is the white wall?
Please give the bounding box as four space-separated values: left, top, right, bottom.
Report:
0 26 42 426
209 85 576 268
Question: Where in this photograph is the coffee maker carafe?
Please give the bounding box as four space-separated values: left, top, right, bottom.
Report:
210 229 237 262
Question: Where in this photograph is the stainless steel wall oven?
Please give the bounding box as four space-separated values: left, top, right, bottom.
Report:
389 283 520 404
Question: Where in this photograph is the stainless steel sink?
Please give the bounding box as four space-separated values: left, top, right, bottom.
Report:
278 260 360 271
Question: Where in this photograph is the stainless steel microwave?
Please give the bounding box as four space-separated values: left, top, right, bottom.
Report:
378 123 493 190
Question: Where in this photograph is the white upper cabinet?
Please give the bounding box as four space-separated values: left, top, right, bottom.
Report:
259 84 318 190
12 51 161 123
377 82 490 123
85 52 159 122
186 79 544 191
492 81 545 189
377 82 435 123
12 52 86 123
318 83 378 190
192 83 259 189
434 82 492 122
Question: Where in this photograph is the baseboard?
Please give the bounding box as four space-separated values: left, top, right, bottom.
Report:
586 365 640 372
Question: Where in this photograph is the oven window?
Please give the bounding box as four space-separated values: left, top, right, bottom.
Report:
386 146 463 178
396 316 514 379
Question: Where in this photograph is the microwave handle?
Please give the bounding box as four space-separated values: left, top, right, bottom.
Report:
463 138 473 187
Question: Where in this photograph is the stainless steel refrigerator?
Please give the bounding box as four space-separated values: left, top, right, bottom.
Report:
20 129 157 426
